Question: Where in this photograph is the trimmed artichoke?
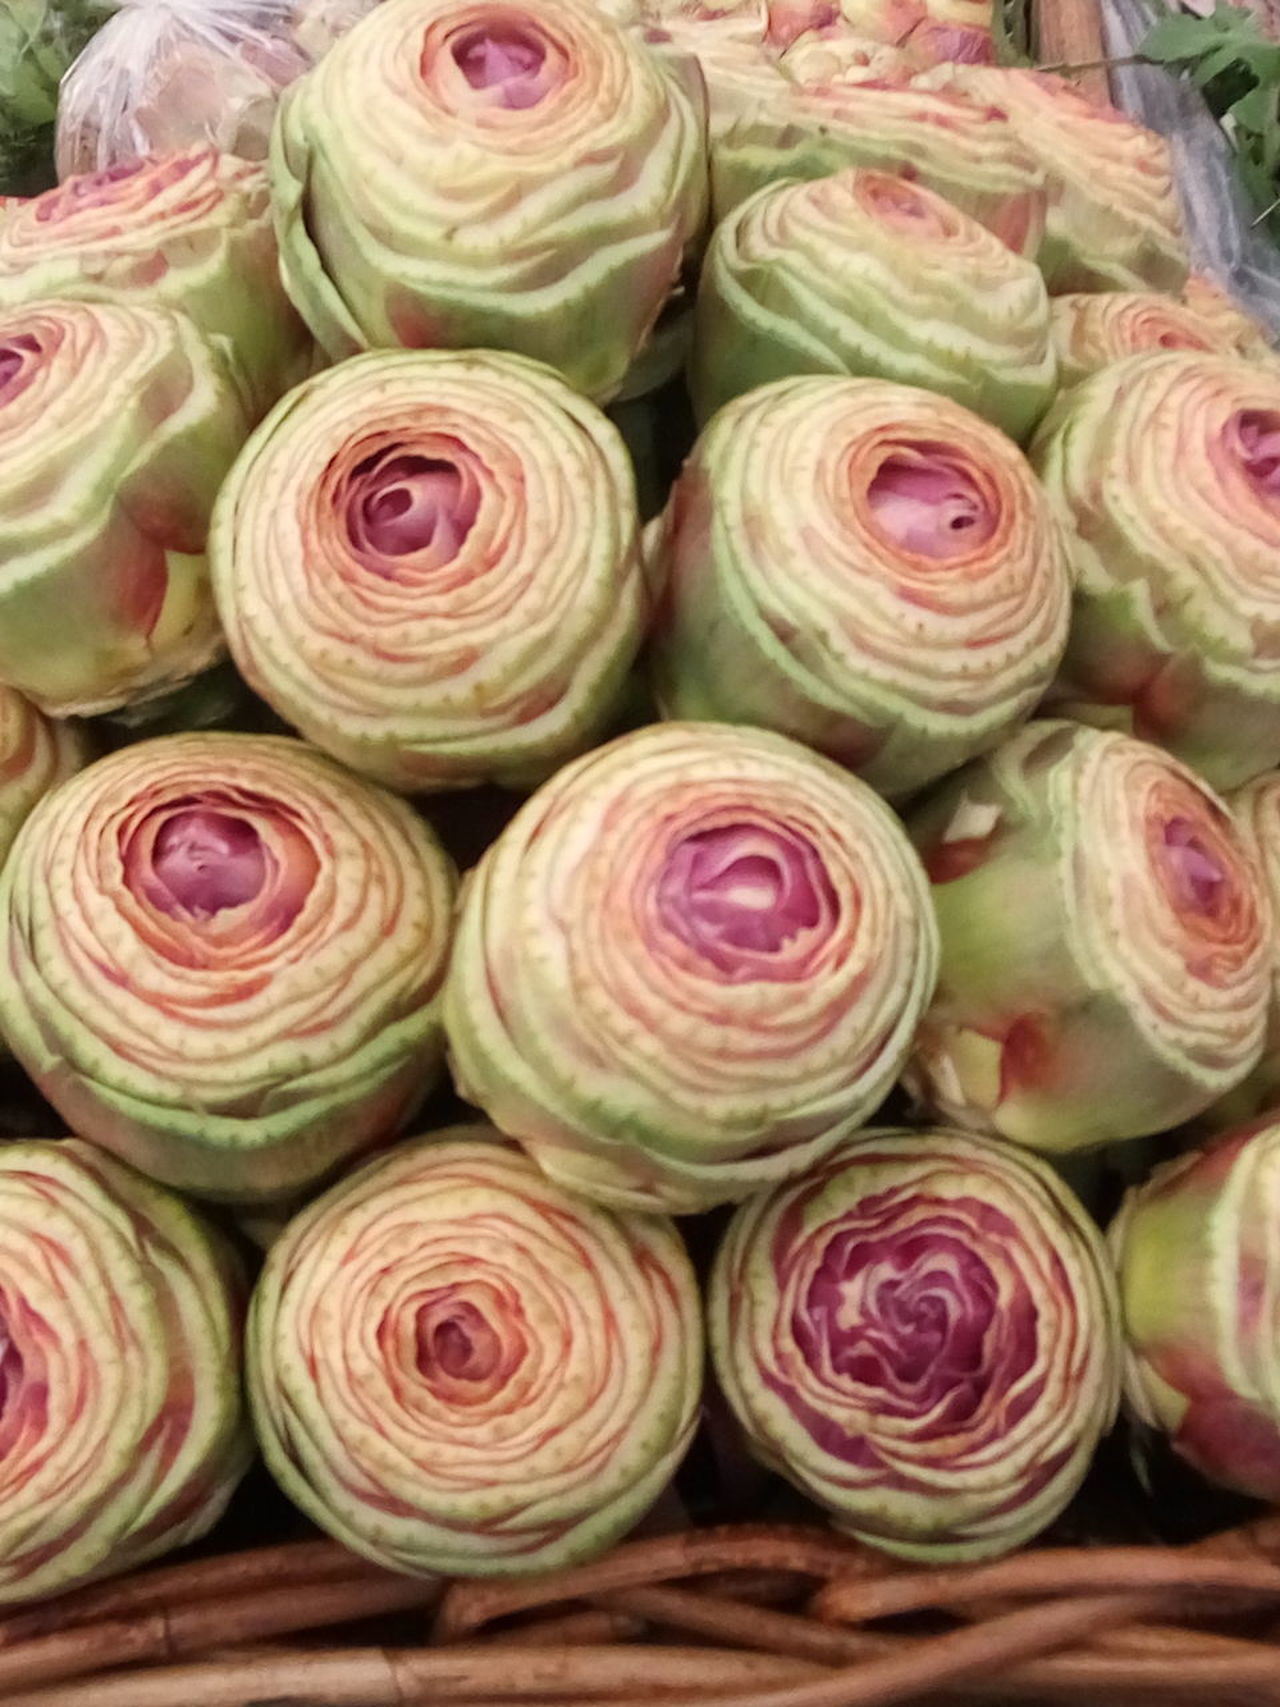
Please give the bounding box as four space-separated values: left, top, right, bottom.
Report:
0 734 457 1203
1111 1119 1280 1501
918 66 1188 294
0 1139 249 1603
445 720 939 1214
0 298 249 717
270 0 707 402
0 687 88 864
1182 273 1274 360
691 167 1056 438
1034 352 1280 790
649 376 1070 798
211 349 645 793
249 1127 702 1576
905 720 1272 1153
710 1129 1120 1561
1049 292 1244 389
707 34 1044 244
0 148 309 419
1214 774 1280 1126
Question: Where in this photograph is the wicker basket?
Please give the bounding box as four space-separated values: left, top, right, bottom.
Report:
7 3 1273 1705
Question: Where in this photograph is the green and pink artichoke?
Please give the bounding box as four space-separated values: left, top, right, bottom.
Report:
445 720 939 1214
1049 292 1244 390
904 721 1272 1153
270 0 707 402
919 66 1188 294
649 376 1070 799
708 34 1044 244
0 1140 249 1604
1111 1118 1280 1501
0 150 308 421
1182 273 1274 360
691 167 1056 439
1034 352 1280 790
0 297 249 717
249 1127 702 1576
0 734 457 1203
0 686 88 864
710 1129 1119 1561
211 349 645 793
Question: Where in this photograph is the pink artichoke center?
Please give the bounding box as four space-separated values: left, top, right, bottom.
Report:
1158 815 1227 919
866 450 996 559
451 22 551 107
0 1326 22 1420
415 1297 504 1384
0 332 40 405
657 821 836 974
345 451 478 566
150 810 267 918
1232 409 1280 501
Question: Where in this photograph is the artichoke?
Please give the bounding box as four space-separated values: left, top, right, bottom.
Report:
0 686 88 864
211 349 645 793
706 34 1044 244
0 297 250 717
445 720 939 1214
1182 272 1275 360
1034 351 1280 790
710 1128 1120 1561
1111 1118 1280 1501
1049 292 1245 389
270 0 708 403
0 734 457 1203
0 148 309 419
904 720 1272 1153
649 376 1070 798
918 66 1188 294
0 1139 249 1603
691 167 1056 439
249 1127 702 1576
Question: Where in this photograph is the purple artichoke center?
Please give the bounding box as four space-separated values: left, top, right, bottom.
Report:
866 450 995 559
0 332 40 404
150 810 267 918
452 22 549 107
1233 409 1280 500
0 1326 22 1419
1159 815 1227 918
415 1299 502 1384
797 1227 999 1411
345 451 478 566
657 821 836 971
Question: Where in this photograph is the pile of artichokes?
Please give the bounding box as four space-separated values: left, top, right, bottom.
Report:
0 0 1276 1603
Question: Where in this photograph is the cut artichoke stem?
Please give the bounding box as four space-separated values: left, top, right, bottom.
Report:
270 0 708 402
249 1127 703 1576
443 719 939 1213
0 732 458 1203
0 1140 249 1604
709 1127 1121 1562
210 348 649 794
648 374 1071 799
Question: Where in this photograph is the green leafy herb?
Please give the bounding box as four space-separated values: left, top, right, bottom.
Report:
0 0 110 196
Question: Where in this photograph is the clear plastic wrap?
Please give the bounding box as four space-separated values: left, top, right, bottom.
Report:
54 0 378 178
